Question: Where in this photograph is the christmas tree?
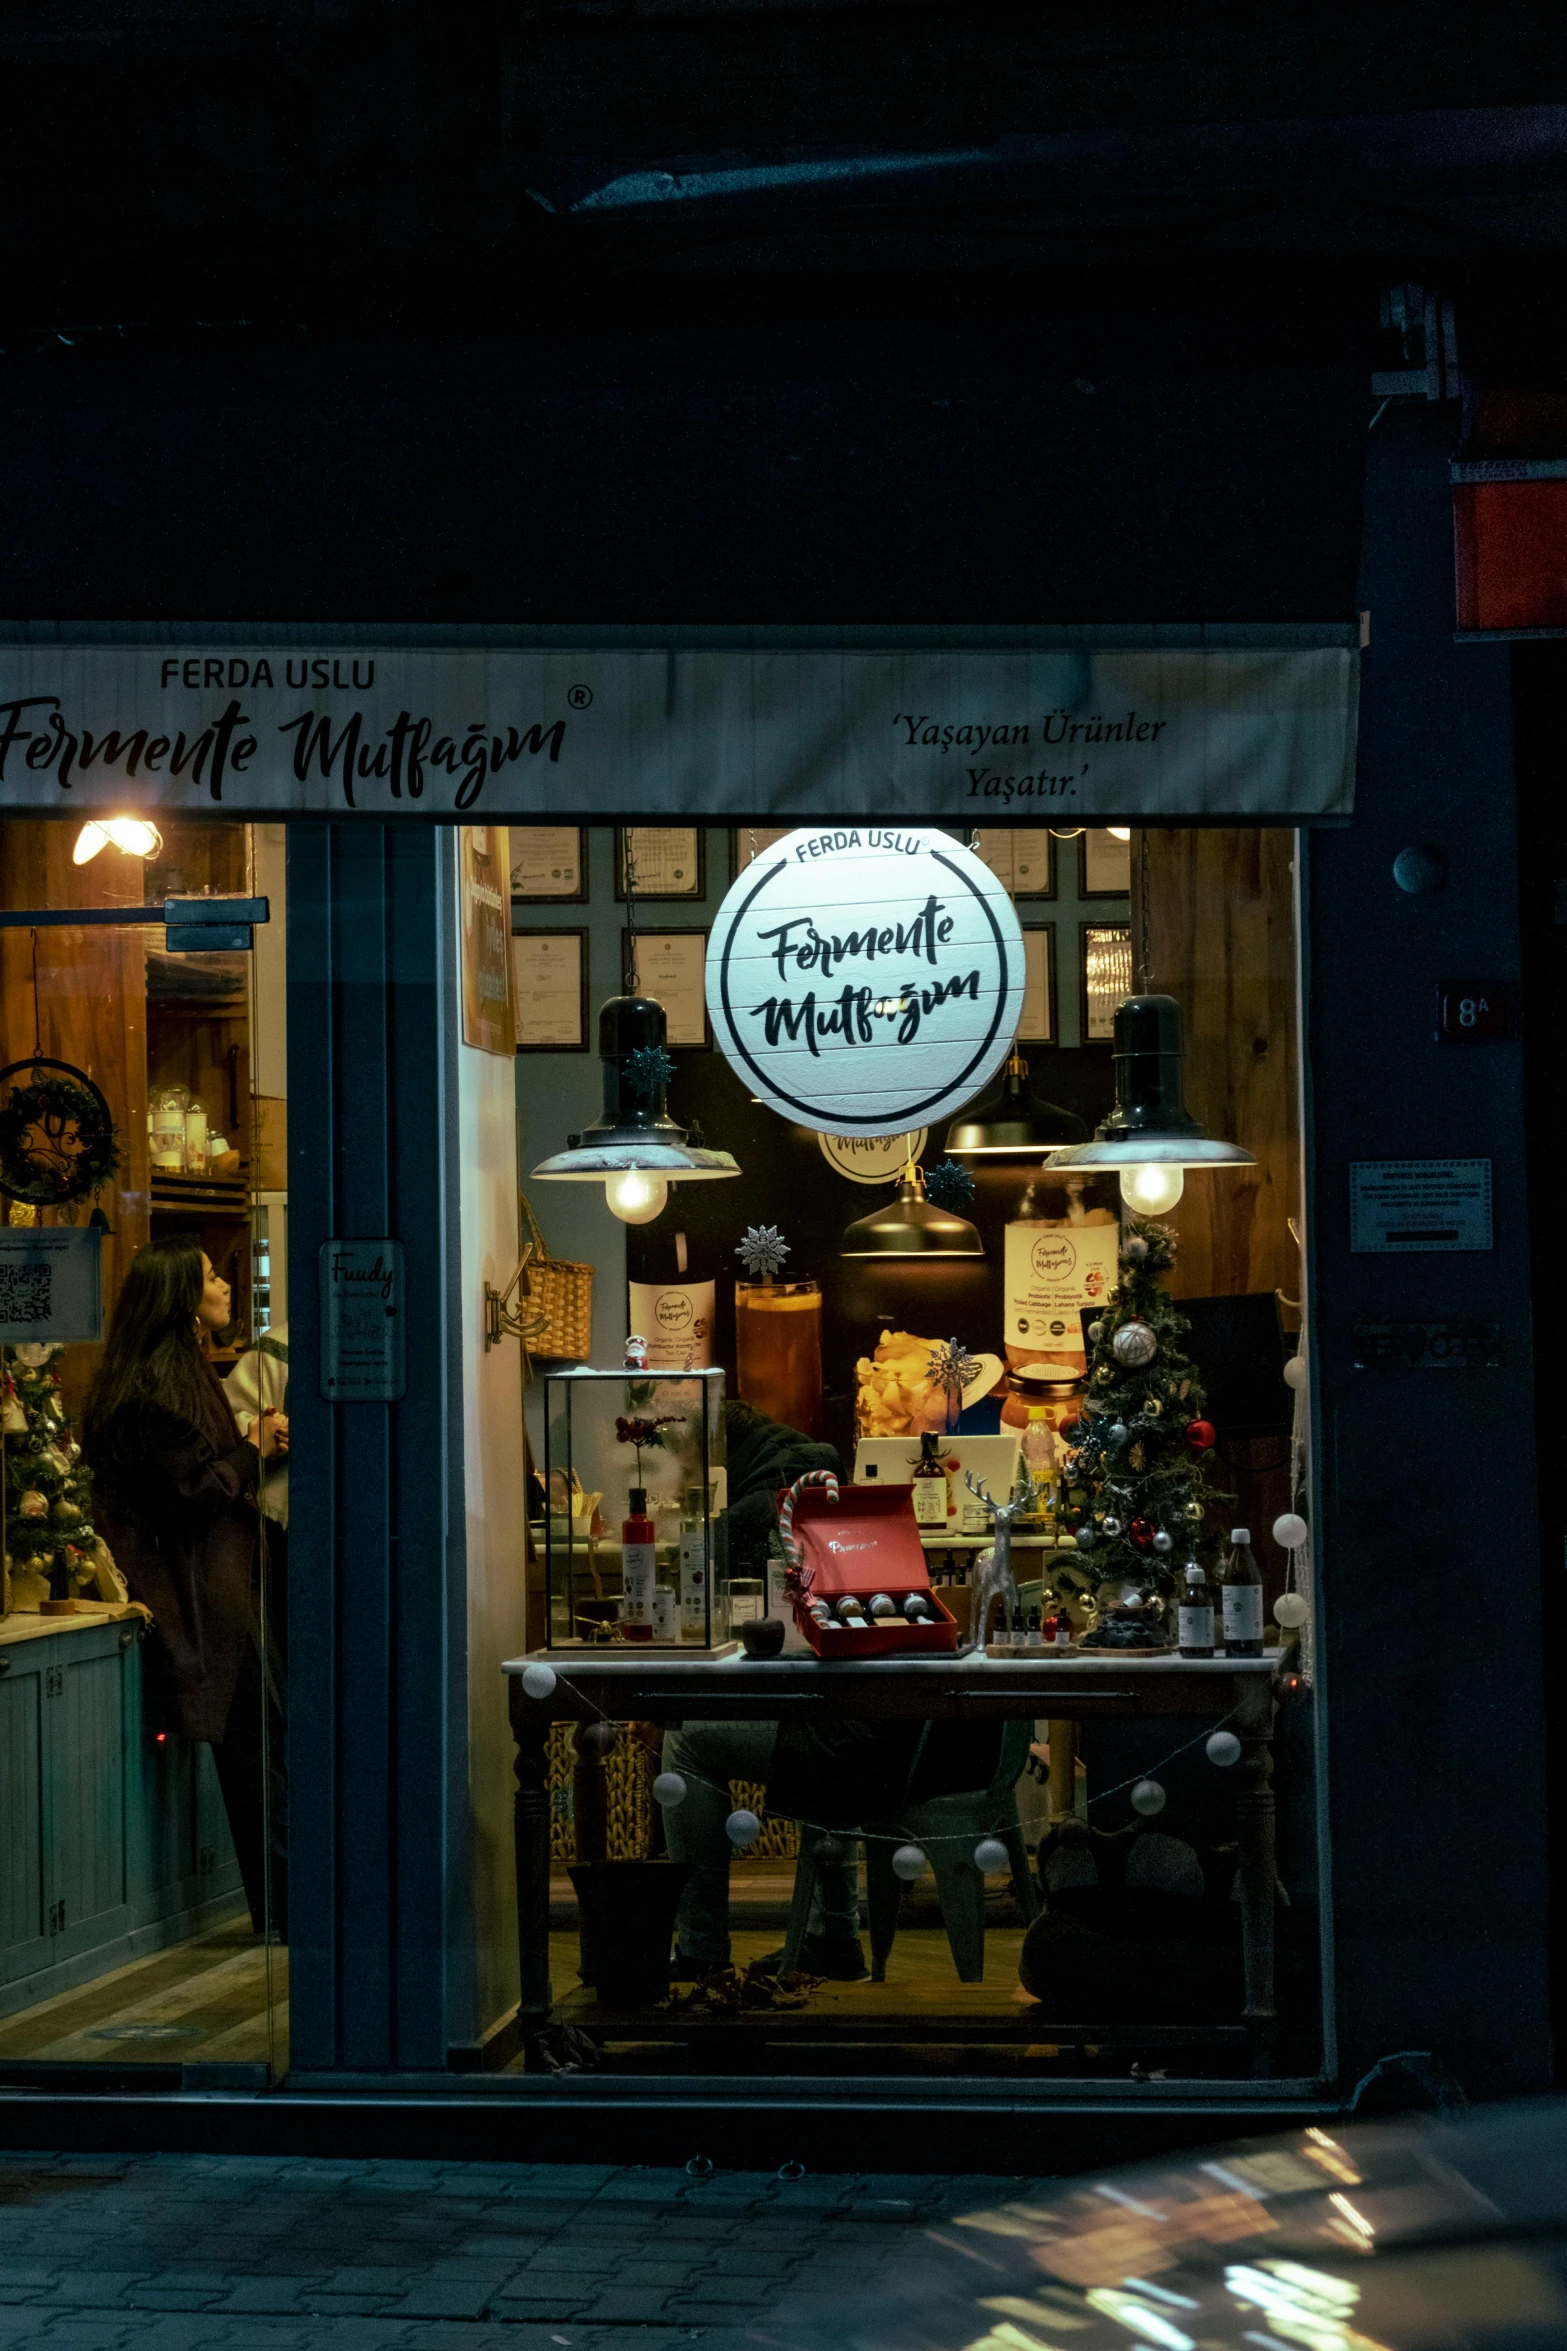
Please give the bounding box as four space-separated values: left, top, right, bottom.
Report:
3 1342 101 1605
1048 1216 1226 1644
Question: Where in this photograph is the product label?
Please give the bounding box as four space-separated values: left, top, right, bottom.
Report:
1004 1216 1120 1374
913 1474 950 1527
651 1588 677 1639
621 1538 657 1623
1221 1584 1264 1644
1178 1603 1215 1650
628 1279 716 1372
679 1532 707 1635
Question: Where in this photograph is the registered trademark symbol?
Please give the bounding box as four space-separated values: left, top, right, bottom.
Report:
568 683 593 710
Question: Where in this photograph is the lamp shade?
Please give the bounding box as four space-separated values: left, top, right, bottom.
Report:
840 1171 985 1258
944 1051 1088 1156
1045 993 1255 1176
531 995 740 1184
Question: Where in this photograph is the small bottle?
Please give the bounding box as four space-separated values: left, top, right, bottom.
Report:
678 1487 708 1641
621 1486 656 1629
1219 1527 1264 1658
912 1431 949 1529
651 1586 678 1641
183 1095 209 1175
1052 1601 1074 1649
1177 1559 1216 1658
1009 1602 1027 1650
1020 1405 1057 1511
1025 1605 1043 1650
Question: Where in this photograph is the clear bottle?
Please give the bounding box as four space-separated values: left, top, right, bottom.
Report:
1177 1558 1216 1658
1019 1405 1058 1513
911 1430 949 1529
183 1094 209 1174
678 1486 709 1641
1218 1527 1264 1657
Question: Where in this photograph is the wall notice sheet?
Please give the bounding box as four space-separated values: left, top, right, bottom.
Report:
1349 1159 1493 1253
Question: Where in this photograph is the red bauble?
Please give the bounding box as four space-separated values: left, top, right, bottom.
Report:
1186 1419 1216 1451
1128 1517 1155 1549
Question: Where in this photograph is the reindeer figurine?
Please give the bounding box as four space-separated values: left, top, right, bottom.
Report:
962 1463 1034 1650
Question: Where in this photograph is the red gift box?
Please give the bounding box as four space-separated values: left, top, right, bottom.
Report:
780 1481 959 1658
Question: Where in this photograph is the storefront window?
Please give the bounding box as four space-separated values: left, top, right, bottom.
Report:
0 816 286 2080
508 819 1317 2085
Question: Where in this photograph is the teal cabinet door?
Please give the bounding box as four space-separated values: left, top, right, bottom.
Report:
45 1622 131 1968
0 1653 48 1986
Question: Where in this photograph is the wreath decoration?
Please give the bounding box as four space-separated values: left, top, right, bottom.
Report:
0 1059 120 1207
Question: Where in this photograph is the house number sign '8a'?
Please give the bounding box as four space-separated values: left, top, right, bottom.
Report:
704 826 1026 1137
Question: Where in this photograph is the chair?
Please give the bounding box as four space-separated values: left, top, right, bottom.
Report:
779 1719 1041 1984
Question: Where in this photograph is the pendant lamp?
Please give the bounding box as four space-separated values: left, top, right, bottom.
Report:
943 1050 1088 1156
1044 993 1253 1213
839 1165 984 1258
531 994 739 1223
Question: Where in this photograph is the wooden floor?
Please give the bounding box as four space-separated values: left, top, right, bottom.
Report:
0 1922 284 2066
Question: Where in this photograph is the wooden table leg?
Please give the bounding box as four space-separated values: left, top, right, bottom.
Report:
513 1710 553 2062
1235 1686 1278 2078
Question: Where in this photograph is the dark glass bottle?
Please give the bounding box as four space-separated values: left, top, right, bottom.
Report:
1219 1526 1264 1658
1177 1558 1216 1659
912 1430 949 1529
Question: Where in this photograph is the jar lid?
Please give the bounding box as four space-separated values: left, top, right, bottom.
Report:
1014 1361 1083 1394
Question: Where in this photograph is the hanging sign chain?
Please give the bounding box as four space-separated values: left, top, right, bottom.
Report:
623 833 640 994
1136 828 1153 994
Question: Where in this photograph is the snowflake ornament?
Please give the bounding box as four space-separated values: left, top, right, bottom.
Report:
736 1225 790 1280
923 1158 976 1211
625 1044 676 1099
926 1336 981 1398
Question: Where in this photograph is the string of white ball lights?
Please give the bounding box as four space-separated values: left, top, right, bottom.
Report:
517 1660 1247 1877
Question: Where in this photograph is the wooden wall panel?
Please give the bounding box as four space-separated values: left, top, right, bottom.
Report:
1131 827 1301 1316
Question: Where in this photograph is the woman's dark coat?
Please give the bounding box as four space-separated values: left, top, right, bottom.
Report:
89 1365 260 1742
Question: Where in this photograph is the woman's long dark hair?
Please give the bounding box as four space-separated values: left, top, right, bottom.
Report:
83 1233 231 1468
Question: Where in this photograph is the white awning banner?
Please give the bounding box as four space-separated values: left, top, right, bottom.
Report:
0 644 1357 820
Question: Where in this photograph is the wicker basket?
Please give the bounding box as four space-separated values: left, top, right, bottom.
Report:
518 1189 594 1362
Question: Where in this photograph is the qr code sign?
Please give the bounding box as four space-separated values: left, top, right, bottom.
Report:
0 1264 53 1325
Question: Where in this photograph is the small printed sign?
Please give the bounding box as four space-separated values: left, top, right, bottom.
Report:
0 1227 102 1343
320 1239 406 1401
817 1128 928 1185
1349 1159 1492 1254
1353 1320 1502 1370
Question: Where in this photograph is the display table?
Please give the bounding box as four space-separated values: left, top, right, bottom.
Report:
503 1647 1282 2077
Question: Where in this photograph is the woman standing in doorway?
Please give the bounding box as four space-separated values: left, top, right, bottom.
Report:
83 1234 288 1939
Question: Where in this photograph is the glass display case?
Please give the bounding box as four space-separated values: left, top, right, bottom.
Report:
543 1365 727 1648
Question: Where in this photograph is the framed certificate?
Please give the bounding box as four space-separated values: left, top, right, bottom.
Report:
510 826 586 902
1081 828 1133 897
512 929 590 1051
971 829 1055 899
1080 922 1133 1042
732 825 794 872
1020 925 1056 1041
617 827 704 901
625 928 709 1047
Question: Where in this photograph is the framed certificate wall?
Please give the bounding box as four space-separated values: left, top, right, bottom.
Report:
971 829 1055 898
625 929 709 1047
1019 924 1056 1041
616 827 704 900
1081 828 1133 897
512 929 590 1051
510 826 587 902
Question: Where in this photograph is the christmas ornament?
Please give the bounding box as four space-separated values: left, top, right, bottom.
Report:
1075 1527 1096 1551
1144 1396 1163 1417
736 1225 790 1280
520 1662 557 1700
891 1844 927 1882
625 1043 677 1099
1106 1421 1129 1450
51 1499 79 1523
1272 1512 1308 1550
926 1336 981 1405
1206 1730 1241 1767
1283 1354 1308 1392
973 1837 1010 1874
0 1059 120 1207
1112 1319 1157 1368
653 1771 688 1809
923 1159 977 1212
1274 1592 1309 1628
1130 1779 1166 1816
1086 1321 1105 1346
726 1808 762 1848
17 1490 46 1518
1129 1518 1155 1550
1122 1235 1149 1262
1186 1499 1204 1521
1059 1418 1085 1446
1102 1516 1122 1537
1186 1420 1215 1451
1152 1529 1174 1553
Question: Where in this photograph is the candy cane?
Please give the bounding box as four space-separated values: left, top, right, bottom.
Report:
779 1468 839 1597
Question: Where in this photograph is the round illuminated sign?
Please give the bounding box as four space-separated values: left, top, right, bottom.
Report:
706 826 1025 1138
816 1128 928 1185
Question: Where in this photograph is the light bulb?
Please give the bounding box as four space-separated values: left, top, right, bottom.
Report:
72 823 109 865
1119 1162 1185 1215
73 817 162 865
606 1170 668 1224
1107 826 1132 841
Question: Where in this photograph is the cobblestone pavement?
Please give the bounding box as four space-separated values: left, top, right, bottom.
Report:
0 2152 1025 2351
